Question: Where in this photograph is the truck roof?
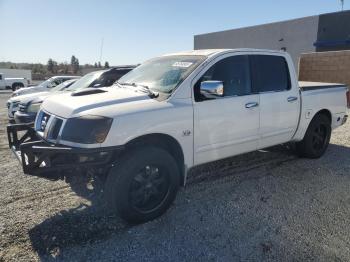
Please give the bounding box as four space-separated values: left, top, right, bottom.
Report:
164 48 286 57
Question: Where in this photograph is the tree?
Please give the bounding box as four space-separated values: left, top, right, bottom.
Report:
98 62 102 68
70 55 80 74
104 61 110 68
47 58 56 73
52 60 58 73
94 62 98 68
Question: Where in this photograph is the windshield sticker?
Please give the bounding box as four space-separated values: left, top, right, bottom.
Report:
172 62 193 68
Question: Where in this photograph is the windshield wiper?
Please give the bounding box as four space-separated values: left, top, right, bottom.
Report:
118 82 159 98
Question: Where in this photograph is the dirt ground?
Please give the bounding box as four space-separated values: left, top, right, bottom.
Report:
0 91 350 261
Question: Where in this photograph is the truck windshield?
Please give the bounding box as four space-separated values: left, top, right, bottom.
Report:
50 79 77 92
37 79 52 88
118 55 206 94
65 71 104 91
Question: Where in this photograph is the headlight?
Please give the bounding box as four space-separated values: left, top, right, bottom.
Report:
27 102 42 113
61 115 113 144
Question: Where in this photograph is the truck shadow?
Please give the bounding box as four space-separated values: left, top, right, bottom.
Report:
28 143 350 260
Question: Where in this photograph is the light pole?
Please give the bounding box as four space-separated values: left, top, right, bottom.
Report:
340 0 344 11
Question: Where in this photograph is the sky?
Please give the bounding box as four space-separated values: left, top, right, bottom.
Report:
0 0 349 65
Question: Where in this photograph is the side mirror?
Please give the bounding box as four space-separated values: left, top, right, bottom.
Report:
200 81 224 98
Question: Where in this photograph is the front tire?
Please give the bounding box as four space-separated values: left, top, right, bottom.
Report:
105 146 180 224
296 114 331 158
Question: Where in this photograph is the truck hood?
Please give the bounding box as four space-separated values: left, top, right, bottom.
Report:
13 85 46 97
42 87 152 118
8 91 49 103
13 91 51 104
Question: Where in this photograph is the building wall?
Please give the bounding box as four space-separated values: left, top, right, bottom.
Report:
299 50 350 87
194 16 319 69
316 11 350 52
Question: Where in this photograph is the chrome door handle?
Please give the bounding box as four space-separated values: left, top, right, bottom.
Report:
287 96 298 102
245 102 259 108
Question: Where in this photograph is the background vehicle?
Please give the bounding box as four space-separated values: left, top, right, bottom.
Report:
0 68 32 82
0 73 29 91
12 79 78 123
7 49 349 223
12 66 135 123
11 75 79 97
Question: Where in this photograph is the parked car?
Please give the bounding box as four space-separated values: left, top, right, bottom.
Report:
11 67 135 123
0 73 29 91
7 49 349 223
11 79 78 123
11 75 79 97
7 78 79 122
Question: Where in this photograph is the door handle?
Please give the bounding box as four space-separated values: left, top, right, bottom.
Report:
245 102 259 108
287 96 298 102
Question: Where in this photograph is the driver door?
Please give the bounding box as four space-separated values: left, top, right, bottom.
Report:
193 54 260 165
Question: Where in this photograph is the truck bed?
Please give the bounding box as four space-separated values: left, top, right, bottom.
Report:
299 81 348 91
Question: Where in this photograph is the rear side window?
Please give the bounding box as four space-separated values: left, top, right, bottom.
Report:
250 55 290 93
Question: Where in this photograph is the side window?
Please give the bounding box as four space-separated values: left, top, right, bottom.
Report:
250 55 291 93
104 73 120 86
194 55 251 101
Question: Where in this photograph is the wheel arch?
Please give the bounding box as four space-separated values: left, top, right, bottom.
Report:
12 82 24 88
316 109 332 124
125 133 186 185
293 108 333 142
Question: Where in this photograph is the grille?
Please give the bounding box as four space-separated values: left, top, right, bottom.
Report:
12 101 19 108
19 103 27 112
39 112 51 132
35 110 64 141
47 118 63 140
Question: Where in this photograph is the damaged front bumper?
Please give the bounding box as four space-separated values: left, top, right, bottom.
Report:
7 123 124 180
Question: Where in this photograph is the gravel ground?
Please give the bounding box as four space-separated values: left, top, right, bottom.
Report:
0 92 350 261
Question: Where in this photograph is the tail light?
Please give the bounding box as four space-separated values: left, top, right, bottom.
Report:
347 90 350 109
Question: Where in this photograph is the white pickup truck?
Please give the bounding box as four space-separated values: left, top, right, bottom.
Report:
0 73 28 91
7 49 349 223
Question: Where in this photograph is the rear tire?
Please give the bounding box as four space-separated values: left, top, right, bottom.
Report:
104 146 180 224
12 83 24 91
296 114 331 158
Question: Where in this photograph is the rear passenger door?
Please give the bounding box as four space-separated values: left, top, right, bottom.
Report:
250 54 300 149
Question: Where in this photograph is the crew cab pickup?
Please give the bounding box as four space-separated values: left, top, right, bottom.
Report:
7 49 349 223
0 73 28 91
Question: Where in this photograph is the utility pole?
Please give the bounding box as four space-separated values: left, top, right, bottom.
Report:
340 0 344 11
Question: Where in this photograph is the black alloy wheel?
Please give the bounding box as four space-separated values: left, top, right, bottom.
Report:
105 146 180 224
296 114 331 158
129 165 170 213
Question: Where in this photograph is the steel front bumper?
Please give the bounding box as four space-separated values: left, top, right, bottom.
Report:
7 123 124 180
